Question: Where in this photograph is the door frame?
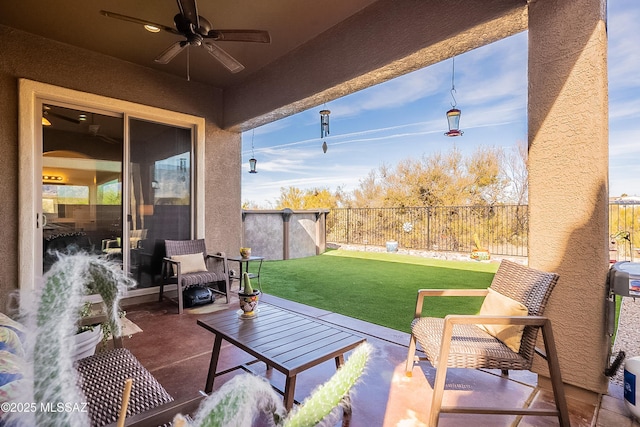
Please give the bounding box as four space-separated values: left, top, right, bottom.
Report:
18 79 205 296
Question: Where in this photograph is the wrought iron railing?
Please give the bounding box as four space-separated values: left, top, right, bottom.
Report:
327 204 640 258
327 205 529 257
609 203 640 262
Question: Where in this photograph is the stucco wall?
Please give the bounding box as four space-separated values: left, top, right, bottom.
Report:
0 25 242 308
289 214 321 259
528 0 609 394
242 210 328 261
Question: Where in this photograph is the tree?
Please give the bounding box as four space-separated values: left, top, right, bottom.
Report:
502 140 528 204
351 146 510 208
276 186 345 209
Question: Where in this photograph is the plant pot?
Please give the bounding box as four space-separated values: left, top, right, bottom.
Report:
240 247 252 259
470 249 490 261
238 291 260 318
72 324 103 361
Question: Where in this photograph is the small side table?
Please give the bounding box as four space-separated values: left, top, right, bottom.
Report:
228 255 264 291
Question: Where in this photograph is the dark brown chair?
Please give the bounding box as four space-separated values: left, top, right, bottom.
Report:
405 260 570 427
161 239 230 314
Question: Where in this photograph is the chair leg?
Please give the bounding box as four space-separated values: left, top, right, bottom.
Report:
224 276 230 304
541 320 571 427
406 334 417 376
177 281 184 315
430 363 447 427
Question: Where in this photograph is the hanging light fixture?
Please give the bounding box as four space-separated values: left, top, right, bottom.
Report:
249 130 258 173
320 108 330 153
445 57 463 137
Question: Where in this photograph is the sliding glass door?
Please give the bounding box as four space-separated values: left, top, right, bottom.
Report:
39 105 193 289
41 104 124 272
129 119 192 288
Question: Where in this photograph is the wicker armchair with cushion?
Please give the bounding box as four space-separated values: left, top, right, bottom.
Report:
161 239 230 314
405 260 570 427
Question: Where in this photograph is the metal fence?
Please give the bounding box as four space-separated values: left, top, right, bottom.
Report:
327 204 640 258
609 203 640 262
327 205 529 257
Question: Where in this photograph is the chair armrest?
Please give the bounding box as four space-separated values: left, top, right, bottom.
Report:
105 394 204 427
443 314 549 327
413 288 489 318
162 257 179 277
206 252 230 277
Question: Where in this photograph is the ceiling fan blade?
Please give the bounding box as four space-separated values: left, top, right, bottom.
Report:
177 0 199 29
99 10 180 35
207 29 271 43
203 41 245 73
155 41 188 64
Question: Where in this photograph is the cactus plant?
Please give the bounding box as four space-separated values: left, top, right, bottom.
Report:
241 271 255 295
9 252 134 427
173 341 372 427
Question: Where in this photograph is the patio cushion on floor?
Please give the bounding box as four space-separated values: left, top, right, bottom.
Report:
76 348 173 427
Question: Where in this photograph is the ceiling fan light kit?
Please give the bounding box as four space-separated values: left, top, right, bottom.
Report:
100 0 270 74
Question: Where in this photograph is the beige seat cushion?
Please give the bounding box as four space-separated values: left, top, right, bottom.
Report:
478 288 529 353
171 253 207 274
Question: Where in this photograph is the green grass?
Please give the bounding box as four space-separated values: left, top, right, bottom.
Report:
259 249 499 333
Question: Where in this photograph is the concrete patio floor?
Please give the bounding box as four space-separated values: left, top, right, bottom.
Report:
120 292 633 426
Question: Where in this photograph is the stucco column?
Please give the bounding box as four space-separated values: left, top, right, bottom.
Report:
528 0 609 395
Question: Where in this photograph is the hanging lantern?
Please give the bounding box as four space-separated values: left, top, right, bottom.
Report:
445 108 462 137
248 129 258 173
444 57 463 137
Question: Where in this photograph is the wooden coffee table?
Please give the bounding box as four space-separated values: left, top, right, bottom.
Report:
197 303 365 410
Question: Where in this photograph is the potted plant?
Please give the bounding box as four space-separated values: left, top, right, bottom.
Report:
72 302 104 361
7 252 134 426
470 233 490 261
73 301 127 361
238 272 260 318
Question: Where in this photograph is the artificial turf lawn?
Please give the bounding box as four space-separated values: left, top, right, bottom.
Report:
259 249 500 334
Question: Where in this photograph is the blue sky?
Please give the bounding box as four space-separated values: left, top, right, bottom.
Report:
242 0 639 208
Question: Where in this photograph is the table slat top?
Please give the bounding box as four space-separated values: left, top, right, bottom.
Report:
197 304 365 375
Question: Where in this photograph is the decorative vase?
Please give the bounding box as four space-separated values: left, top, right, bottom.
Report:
238 291 260 318
72 324 103 361
239 247 251 258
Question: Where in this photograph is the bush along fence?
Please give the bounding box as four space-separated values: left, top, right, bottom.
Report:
327 203 640 259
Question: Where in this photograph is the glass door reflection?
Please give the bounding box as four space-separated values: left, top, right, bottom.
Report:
41 105 123 273
129 118 192 288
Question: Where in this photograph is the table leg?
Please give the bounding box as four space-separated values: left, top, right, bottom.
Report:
205 334 223 393
335 354 345 368
283 375 297 411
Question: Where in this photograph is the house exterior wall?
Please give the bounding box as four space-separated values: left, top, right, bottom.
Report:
528 0 609 394
0 25 242 309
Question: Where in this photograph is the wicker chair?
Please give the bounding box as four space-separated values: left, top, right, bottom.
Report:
161 239 230 314
75 314 203 427
405 260 570 427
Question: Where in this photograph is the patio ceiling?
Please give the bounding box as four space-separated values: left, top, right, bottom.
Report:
0 0 377 89
0 0 527 129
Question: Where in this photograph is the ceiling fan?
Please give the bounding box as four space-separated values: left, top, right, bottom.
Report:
100 0 271 73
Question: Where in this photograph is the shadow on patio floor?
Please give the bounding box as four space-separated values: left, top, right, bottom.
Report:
120 293 627 426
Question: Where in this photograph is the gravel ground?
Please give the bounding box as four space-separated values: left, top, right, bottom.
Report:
611 297 640 387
